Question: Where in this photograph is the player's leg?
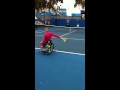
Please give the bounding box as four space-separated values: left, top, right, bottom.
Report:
40 41 42 48
40 41 49 51
40 41 45 51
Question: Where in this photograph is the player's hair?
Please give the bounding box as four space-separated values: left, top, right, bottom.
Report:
45 28 49 32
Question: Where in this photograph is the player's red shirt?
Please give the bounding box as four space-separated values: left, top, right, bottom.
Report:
41 31 60 46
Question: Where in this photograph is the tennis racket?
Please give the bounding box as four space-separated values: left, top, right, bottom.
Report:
61 37 69 42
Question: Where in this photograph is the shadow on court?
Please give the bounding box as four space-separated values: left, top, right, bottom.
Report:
35 49 85 90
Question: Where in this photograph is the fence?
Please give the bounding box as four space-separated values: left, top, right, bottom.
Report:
36 16 85 20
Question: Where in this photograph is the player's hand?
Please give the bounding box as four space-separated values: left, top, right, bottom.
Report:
60 36 63 39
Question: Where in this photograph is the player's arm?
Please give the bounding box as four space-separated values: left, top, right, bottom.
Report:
51 33 62 39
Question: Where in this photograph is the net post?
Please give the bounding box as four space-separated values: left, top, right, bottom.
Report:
69 27 71 32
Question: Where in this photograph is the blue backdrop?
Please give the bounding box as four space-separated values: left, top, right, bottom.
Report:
35 18 85 27
51 19 85 27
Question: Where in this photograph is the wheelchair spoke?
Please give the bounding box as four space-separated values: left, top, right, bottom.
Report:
40 42 54 55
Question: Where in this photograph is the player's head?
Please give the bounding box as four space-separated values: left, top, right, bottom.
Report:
45 28 49 32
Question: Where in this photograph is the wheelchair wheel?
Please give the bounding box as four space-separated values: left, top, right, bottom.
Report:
41 43 54 55
51 43 54 49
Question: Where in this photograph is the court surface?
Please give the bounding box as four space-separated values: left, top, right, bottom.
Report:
35 26 85 90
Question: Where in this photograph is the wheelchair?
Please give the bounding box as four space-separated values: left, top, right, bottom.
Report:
39 40 54 55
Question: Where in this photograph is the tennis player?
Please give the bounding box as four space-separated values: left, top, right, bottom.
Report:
40 28 62 50
77 24 79 27
76 20 79 27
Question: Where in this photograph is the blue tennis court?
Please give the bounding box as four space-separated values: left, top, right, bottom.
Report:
35 25 85 90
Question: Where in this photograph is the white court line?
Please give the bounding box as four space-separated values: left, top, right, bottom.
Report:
35 29 64 33
35 48 85 55
35 31 45 33
45 25 65 27
60 30 76 36
35 35 85 41
35 35 43 36
68 38 85 41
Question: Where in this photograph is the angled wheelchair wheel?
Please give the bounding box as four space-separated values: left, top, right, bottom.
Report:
41 43 54 55
50 43 54 49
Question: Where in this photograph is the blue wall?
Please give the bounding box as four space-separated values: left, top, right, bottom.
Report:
50 19 85 27
51 18 56 25
56 19 66 26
